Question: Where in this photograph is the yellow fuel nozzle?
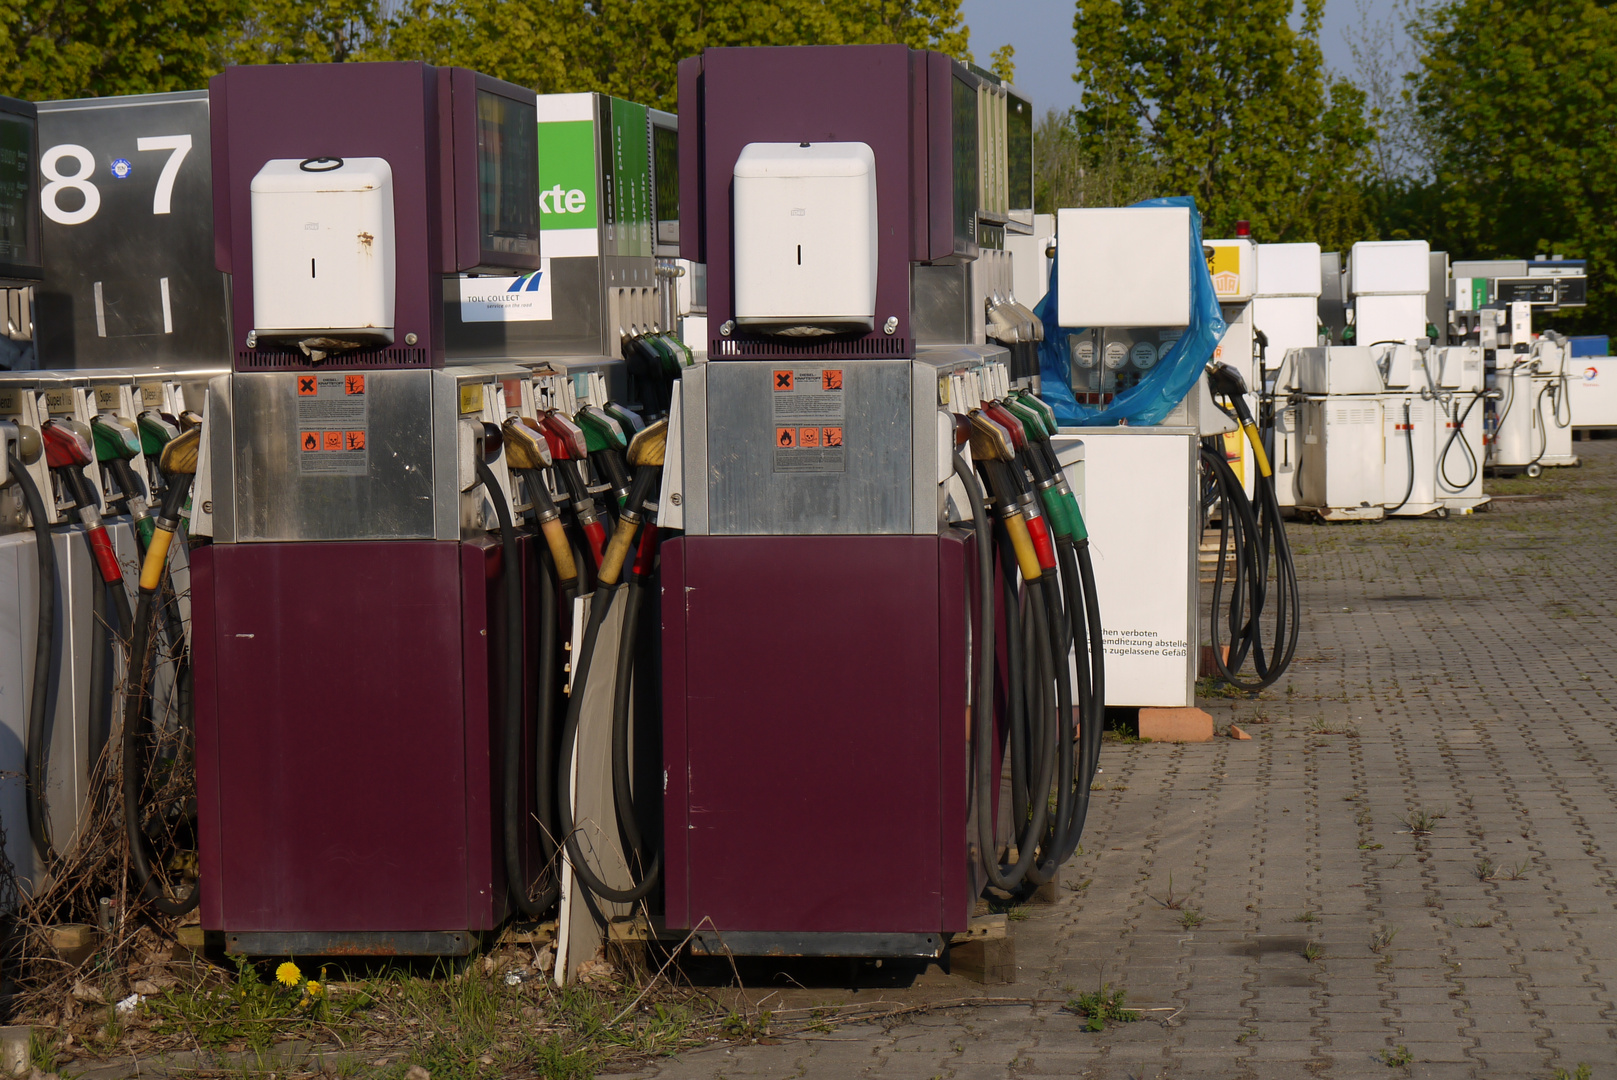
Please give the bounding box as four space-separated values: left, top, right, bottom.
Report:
158 426 201 476
599 419 671 588
965 410 1040 580
627 419 669 468
140 426 203 593
967 410 1015 463
502 417 552 469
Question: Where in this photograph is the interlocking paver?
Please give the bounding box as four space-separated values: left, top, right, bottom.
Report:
629 440 1617 1077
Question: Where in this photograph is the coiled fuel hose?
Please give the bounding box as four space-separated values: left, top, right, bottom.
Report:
122 427 200 915
10 449 59 865
1203 363 1300 693
962 409 1069 891
500 417 578 917
556 421 667 905
1439 392 1484 492
1387 400 1415 513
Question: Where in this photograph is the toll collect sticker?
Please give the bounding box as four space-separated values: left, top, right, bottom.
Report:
771 366 845 475
458 261 554 323
295 372 368 476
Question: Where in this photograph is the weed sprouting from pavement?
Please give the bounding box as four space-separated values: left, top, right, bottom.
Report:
1292 910 1318 923
1179 909 1204 929
1476 857 1497 880
1380 1044 1413 1066
1064 984 1141 1032
1369 927 1399 953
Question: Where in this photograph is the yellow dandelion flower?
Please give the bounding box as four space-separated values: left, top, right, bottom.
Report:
306 980 324 997
276 961 302 987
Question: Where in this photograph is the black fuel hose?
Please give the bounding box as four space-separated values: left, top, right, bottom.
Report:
515 467 570 913
477 458 550 919
556 465 662 904
60 467 135 806
122 474 199 915
60 468 135 637
1387 400 1416 512
1439 392 1483 492
592 449 631 511
87 570 110 786
12 453 59 865
1064 539 1106 862
956 453 1050 892
1201 437 1300 692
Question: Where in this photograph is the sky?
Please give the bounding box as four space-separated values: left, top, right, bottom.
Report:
961 0 1408 114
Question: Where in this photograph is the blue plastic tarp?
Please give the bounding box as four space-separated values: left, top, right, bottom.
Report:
1569 335 1610 358
1033 196 1227 427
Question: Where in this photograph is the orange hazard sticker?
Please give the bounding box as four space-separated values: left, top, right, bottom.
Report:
821 369 843 391
822 426 843 447
773 370 794 391
775 427 796 448
297 375 318 396
345 430 366 451
301 431 320 451
798 426 821 448
323 431 342 452
345 374 366 395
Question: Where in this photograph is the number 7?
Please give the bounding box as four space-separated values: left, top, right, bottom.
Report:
136 134 192 215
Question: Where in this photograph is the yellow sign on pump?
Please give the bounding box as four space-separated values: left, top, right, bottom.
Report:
458 383 485 415
1207 246 1242 299
1220 427 1247 487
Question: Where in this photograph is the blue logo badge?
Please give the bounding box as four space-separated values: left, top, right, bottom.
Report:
110 158 133 180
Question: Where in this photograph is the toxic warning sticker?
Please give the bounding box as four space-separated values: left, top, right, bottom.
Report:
771 365 845 474
295 373 369 476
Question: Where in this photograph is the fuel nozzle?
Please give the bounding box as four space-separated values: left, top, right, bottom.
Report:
1205 360 1271 480
503 417 579 591
44 419 127 585
540 410 606 568
92 417 155 544
137 427 200 592
604 401 645 435
968 410 1041 583
0 419 41 489
578 404 632 509
138 412 180 457
597 419 668 588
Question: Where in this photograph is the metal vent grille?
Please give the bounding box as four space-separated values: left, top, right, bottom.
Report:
236 347 432 372
712 335 911 360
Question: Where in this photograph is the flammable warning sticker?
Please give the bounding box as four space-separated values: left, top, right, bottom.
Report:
295 372 369 475
771 366 845 474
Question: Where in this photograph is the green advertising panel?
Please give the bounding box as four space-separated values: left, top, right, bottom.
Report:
537 118 598 233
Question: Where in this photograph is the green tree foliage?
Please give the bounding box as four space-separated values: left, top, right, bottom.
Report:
1033 107 1161 212
1067 0 1375 246
0 0 967 107
1408 0 1617 331
229 0 386 64
0 0 247 99
385 0 971 111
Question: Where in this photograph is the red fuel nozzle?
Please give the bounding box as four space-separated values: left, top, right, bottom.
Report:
42 419 94 470
539 410 590 461
982 402 1027 451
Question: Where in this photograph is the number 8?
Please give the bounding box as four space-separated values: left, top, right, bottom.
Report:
41 144 101 225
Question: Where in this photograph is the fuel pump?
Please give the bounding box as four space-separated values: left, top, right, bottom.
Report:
659 45 1093 966
195 62 554 956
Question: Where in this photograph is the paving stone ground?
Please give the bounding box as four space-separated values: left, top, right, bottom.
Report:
625 437 1617 1080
